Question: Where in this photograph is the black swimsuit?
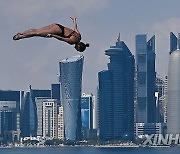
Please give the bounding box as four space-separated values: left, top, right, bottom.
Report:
56 24 65 36
56 24 81 40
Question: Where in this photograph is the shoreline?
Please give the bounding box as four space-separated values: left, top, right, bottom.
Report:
0 144 177 149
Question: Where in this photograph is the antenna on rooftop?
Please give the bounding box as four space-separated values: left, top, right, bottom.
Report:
117 33 121 42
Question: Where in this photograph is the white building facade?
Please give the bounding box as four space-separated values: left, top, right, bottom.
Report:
42 99 58 138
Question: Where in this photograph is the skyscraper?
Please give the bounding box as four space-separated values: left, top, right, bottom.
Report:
59 55 84 141
170 32 180 54
135 34 156 123
42 99 58 138
58 106 64 140
98 35 135 141
81 93 94 139
93 87 99 130
167 32 180 134
81 93 94 130
20 87 37 137
36 97 50 137
155 75 165 122
0 90 23 142
0 101 20 142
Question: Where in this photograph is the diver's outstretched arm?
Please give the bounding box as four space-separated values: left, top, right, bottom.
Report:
70 16 80 33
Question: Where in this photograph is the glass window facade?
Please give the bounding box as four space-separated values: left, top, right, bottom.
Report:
0 101 18 141
136 34 156 123
138 72 146 85
51 84 60 101
59 55 84 141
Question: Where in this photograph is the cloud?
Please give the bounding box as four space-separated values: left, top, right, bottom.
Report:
151 17 180 37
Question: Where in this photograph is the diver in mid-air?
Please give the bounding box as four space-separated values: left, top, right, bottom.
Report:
13 16 89 52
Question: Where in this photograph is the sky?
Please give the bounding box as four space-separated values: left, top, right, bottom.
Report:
0 0 180 94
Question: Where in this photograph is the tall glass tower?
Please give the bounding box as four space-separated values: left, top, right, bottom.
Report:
135 34 156 123
167 32 180 134
21 86 37 137
98 35 135 141
59 55 84 141
81 93 93 130
81 93 94 139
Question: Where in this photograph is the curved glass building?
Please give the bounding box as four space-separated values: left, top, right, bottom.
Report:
21 88 37 137
167 49 180 134
59 55 84 141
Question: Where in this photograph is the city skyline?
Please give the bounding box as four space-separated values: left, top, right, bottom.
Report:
1 1 180 148
0 1 180 94
0 33 179 144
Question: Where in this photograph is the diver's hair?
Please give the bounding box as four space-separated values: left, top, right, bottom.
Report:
85 43 89 47
78 42 89 52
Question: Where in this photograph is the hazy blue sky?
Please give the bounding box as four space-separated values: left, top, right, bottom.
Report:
0 0 180 94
